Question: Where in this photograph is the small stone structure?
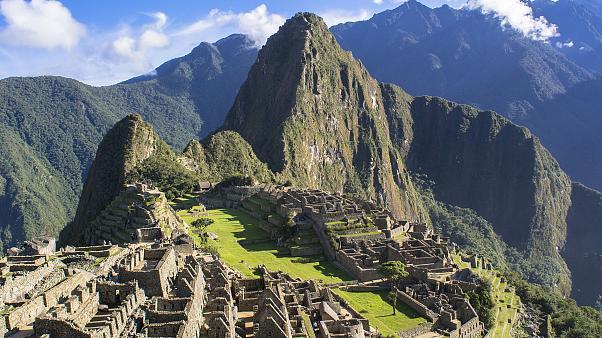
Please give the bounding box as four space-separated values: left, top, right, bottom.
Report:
84 183 186 245
7 236 56 256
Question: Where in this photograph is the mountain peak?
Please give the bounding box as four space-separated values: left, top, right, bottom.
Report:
60 113 161 244
291 12 327 27
223 12 426 221
268 12 330 46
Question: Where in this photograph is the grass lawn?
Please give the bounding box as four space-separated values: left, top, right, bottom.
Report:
194 208 351 283
333 289 427 336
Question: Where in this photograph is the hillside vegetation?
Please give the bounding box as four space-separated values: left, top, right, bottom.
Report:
331 0 602 191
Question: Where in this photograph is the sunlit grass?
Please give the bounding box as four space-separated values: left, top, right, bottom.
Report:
333 289 427 336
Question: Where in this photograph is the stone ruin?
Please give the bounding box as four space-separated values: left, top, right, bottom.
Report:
225 185 486 338
0 231 376 338
0 182 490 337
0 240 207 338
231 267 373 338
83 183 187 246
6 237 56 257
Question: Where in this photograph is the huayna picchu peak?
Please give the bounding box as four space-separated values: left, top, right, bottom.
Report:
0 4 601 338
224 12 429 224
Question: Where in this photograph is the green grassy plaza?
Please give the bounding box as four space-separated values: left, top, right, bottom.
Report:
203 208 349 283
174 200 427 334
333 289 428 336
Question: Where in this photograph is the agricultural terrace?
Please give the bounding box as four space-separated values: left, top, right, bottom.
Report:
455 255 521 338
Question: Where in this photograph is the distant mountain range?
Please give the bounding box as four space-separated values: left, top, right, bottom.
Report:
331 0 602 191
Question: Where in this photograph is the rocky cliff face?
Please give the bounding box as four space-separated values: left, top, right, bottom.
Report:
61 114 163 245
565 183 602 305
223 13 428 222
399 96 573 292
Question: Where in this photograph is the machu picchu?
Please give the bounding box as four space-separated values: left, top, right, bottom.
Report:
0 3 601 338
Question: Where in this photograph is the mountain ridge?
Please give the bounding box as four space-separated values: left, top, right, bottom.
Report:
331 0 602 191
224 12 429 222
0 34 257 250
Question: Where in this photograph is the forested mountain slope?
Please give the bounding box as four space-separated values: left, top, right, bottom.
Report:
223 12 578 296
331 0 602 190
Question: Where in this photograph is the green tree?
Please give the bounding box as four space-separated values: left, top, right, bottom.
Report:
465 280 495 328
379 261 409 287
388 290 399 315
379 261 409 314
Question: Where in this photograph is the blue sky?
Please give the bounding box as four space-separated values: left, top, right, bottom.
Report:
0 0 554 85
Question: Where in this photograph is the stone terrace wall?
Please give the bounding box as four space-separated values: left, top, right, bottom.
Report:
34 317 102 338
5 271 91 330
0 261 57 304
395 290 437 321
398 322 434 338
119 248 177 297
334 251 380 282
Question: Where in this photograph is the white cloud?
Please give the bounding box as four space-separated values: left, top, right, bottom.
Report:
466 0 559 41
111 11 169 63
319 9 372 26
0 0 85 49
373 0 384 4
555 40 574 48
177 4 284 47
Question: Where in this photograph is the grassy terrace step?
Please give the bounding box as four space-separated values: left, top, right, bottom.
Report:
289 244 323 257
293 236 321 245
454 254 520 338
248 196 276 211
338 231 382 238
